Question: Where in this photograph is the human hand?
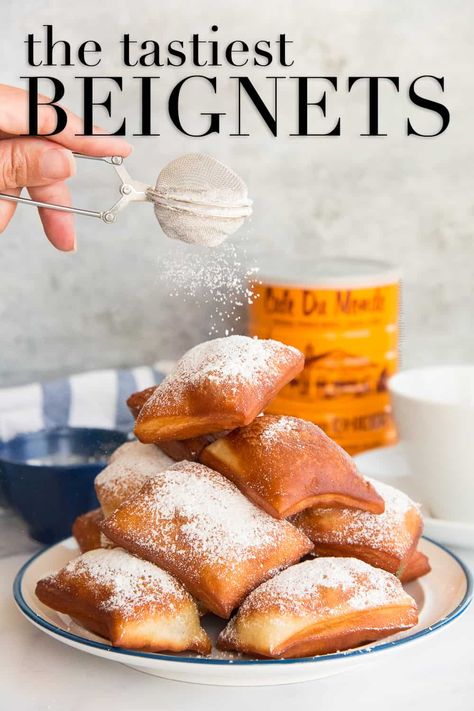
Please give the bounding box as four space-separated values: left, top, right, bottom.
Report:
0 84 132 251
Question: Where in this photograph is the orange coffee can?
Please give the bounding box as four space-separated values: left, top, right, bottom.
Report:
248 257 400 454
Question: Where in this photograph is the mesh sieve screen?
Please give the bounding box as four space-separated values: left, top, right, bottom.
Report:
148 153 252 246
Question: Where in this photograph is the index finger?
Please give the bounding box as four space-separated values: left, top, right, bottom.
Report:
0 84 132 157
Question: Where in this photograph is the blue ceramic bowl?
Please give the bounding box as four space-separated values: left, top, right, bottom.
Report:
0 427 129 544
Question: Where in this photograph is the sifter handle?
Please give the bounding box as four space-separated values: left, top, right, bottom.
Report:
0 191 104 220
0 154 143 224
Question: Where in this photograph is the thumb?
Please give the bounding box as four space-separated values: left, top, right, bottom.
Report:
0 137 76 190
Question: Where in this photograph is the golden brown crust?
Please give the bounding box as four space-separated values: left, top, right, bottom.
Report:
35 548 211 655
218 609 417 659
134 336 304 443
126 386 157 419
127 386 227 463
72 509 104 553
399 549 431 583
292 479 422 576
200 415 384 519
100 461 313 618
157 433 225 462
217 557 418 658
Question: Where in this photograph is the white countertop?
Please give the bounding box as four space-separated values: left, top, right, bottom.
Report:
1 507 473 711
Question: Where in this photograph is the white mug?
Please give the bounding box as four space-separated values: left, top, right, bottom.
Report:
389 365 474 523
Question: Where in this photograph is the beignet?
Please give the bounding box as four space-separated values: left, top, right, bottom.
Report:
292 479 422 576
399 549 431 583
200 415 384 518
134 336 304 443
218 557 418 658
72 508 104 553
128 393 226 462
35 548 211 654
101 461 313 618
95 441 173 516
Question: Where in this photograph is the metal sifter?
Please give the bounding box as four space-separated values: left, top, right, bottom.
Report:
0 152 253 247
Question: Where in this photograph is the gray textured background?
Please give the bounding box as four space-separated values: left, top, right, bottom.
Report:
1 0 473 386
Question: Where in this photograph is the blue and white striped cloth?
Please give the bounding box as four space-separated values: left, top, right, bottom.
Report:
0 363 173 442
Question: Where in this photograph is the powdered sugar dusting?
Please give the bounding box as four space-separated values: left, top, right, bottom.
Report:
109 440 168 465
144 335 301 409
50 548 189 617
301 479 420 557
224 557 414 628
259 415 302 446
106 461 307 570
96 443 173 491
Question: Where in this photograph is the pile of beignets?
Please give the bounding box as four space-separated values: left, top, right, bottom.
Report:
36 335 429 659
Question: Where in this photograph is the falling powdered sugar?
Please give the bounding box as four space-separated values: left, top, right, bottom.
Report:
157 238 261 336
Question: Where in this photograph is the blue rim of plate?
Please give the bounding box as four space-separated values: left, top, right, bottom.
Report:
13 536 473 666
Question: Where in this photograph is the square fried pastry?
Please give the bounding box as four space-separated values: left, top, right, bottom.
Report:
200 415 384 519
127 383 226 462
95 440 173 516
35 548 211 654
292 479 423 577
128 390 225 462
72 508 104 553
134 335 304 443
217 557 418 658
101 461 313 618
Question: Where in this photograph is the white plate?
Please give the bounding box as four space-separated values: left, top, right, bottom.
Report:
354 444 474 549
13 537 471 686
